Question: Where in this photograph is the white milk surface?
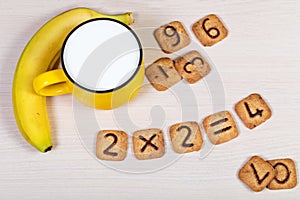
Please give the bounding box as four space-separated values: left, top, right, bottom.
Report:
62 19 141 91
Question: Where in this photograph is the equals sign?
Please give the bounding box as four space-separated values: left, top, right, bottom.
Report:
210 118 232 135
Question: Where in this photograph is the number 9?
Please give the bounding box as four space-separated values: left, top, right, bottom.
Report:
163 26 180 46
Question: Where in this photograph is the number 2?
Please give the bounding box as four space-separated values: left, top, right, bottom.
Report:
177 125 194 147
103 133 118 157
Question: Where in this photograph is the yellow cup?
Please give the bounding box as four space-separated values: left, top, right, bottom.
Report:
33 18 144 110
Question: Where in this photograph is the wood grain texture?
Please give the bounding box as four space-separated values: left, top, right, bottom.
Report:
0 0 300 199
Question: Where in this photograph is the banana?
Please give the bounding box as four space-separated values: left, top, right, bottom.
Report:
12 8 134 153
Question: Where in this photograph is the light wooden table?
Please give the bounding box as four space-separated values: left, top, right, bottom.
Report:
1 0 300 199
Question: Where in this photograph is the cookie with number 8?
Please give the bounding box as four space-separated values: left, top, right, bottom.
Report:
192 14 228 47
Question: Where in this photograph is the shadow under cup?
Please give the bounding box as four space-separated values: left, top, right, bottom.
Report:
61 18 144 110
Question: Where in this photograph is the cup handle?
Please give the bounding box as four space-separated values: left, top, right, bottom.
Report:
33 69 73 96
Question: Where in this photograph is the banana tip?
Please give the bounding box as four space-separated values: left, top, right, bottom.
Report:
44 146 52 153
128 12 134 25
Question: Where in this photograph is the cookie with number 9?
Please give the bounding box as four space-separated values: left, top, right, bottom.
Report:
192 14 228 47
154 21 191 54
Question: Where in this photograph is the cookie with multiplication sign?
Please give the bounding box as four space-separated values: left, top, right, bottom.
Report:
132 128 165 160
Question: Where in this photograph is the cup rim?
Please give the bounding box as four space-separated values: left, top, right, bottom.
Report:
61 18 143 94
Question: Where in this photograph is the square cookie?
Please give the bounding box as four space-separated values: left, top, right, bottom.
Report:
145 57 182 91
267 158 298 190
202 111 238 145
169 121 203 154
132 128 165 160
235 93 272 129
96 130 128 161
175 50 211 84
238 156 276 192
154 21 190 53
192 14 228 46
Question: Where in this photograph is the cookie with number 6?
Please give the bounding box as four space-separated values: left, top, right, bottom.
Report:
192 14 228 47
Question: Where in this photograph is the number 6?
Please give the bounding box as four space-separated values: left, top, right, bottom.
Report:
202 18 220 39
